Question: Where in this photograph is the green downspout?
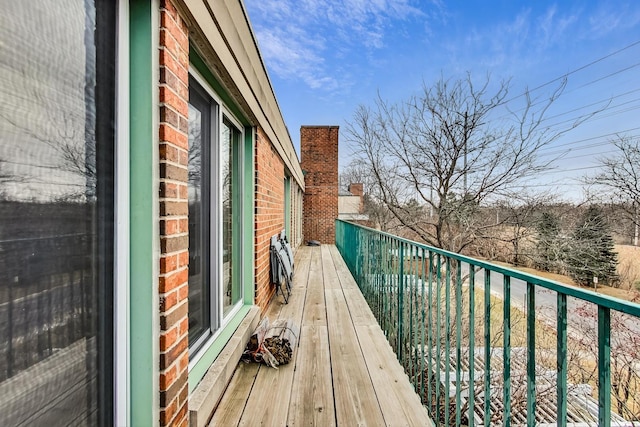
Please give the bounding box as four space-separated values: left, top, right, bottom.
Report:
284 176 291 238
244 127 255 306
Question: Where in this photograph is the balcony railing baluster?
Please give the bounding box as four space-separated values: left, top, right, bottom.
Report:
420 250 427 403
445 257 451 425
484 269 491 427
455 261 463 427
435 253 442 425
598 306 611 427
427 251 434 412
557 293 568 426
526 281 536 427
468 264 476 427
503 275 511 427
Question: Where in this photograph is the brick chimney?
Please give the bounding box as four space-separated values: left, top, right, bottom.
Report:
348 183 364 213
348 183 363 197
301 126 339 244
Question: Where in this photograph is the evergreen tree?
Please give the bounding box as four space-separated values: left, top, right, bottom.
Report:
566 206 619 287
535 212 562 272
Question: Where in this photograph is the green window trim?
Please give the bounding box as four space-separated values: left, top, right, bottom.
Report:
129 0 158 425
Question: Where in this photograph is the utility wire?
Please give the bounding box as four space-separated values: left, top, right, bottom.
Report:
538 88 640 123
499 39 640 105
537 127 640 153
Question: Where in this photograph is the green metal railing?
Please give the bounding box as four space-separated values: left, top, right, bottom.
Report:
336 220 640 426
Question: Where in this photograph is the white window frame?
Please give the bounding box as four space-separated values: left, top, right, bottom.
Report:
188 68 245 367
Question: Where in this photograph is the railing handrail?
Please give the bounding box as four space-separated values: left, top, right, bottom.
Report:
336 219 640 317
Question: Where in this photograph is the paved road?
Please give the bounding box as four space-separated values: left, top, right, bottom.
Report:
461 262 640 340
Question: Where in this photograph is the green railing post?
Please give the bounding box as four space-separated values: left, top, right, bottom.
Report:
420 249 426 403
503 275 511 427
484 269 491 427
526 282 536 427
455 262 463 427
445 257 452 423
384 236 390 339
598 306 611 427
435 254 442 426
410 249 416 381
468 264 476 427
398 243 404 361
557 293 567 426
427 251 434 414
377 235 382 329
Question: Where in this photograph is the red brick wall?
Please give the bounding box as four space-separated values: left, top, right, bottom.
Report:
301 126 339 244
254 128 285 312
158 1 189 426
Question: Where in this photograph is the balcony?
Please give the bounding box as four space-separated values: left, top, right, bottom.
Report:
211 221 640 426
209 244 432 425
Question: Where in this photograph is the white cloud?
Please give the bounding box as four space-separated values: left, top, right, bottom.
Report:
588 4 640 37
451 6 582 73
254 26 338 91
245 0 432 91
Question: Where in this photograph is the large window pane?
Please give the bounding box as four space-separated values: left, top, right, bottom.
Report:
188 81 213 347
222 119 241 316
0 1 115 425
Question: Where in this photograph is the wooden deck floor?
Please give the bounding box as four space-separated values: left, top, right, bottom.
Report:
210 245 432 426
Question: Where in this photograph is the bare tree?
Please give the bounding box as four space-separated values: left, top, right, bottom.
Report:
587 135 640 246
346 74 597 253
339 159 374 193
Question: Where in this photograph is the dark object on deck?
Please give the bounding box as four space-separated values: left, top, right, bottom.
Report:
270 230 294 303
306 240 320 246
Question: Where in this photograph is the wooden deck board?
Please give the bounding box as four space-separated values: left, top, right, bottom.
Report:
237 363 295 426
321 245 342 289
287 325 335 426
355 324 433 427
237 287 307 426
342 288 379 326
291 242 311 290
325 288 386 426
208 362 259 427
329 244 359 290
209 245 433 426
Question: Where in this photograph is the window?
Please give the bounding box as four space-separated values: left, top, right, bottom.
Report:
0 1 116 425
188 75 243 354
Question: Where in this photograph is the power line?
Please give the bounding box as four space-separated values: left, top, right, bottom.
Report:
537 127 640 153
499 39 640 105
493 51 640 121
547 150 614 162
539 134 640 159
501 86 640 129
543 102 640 131
570 61 640 92
538 88 640 124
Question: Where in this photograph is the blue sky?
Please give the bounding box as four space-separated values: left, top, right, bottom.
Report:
244 0 640 200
